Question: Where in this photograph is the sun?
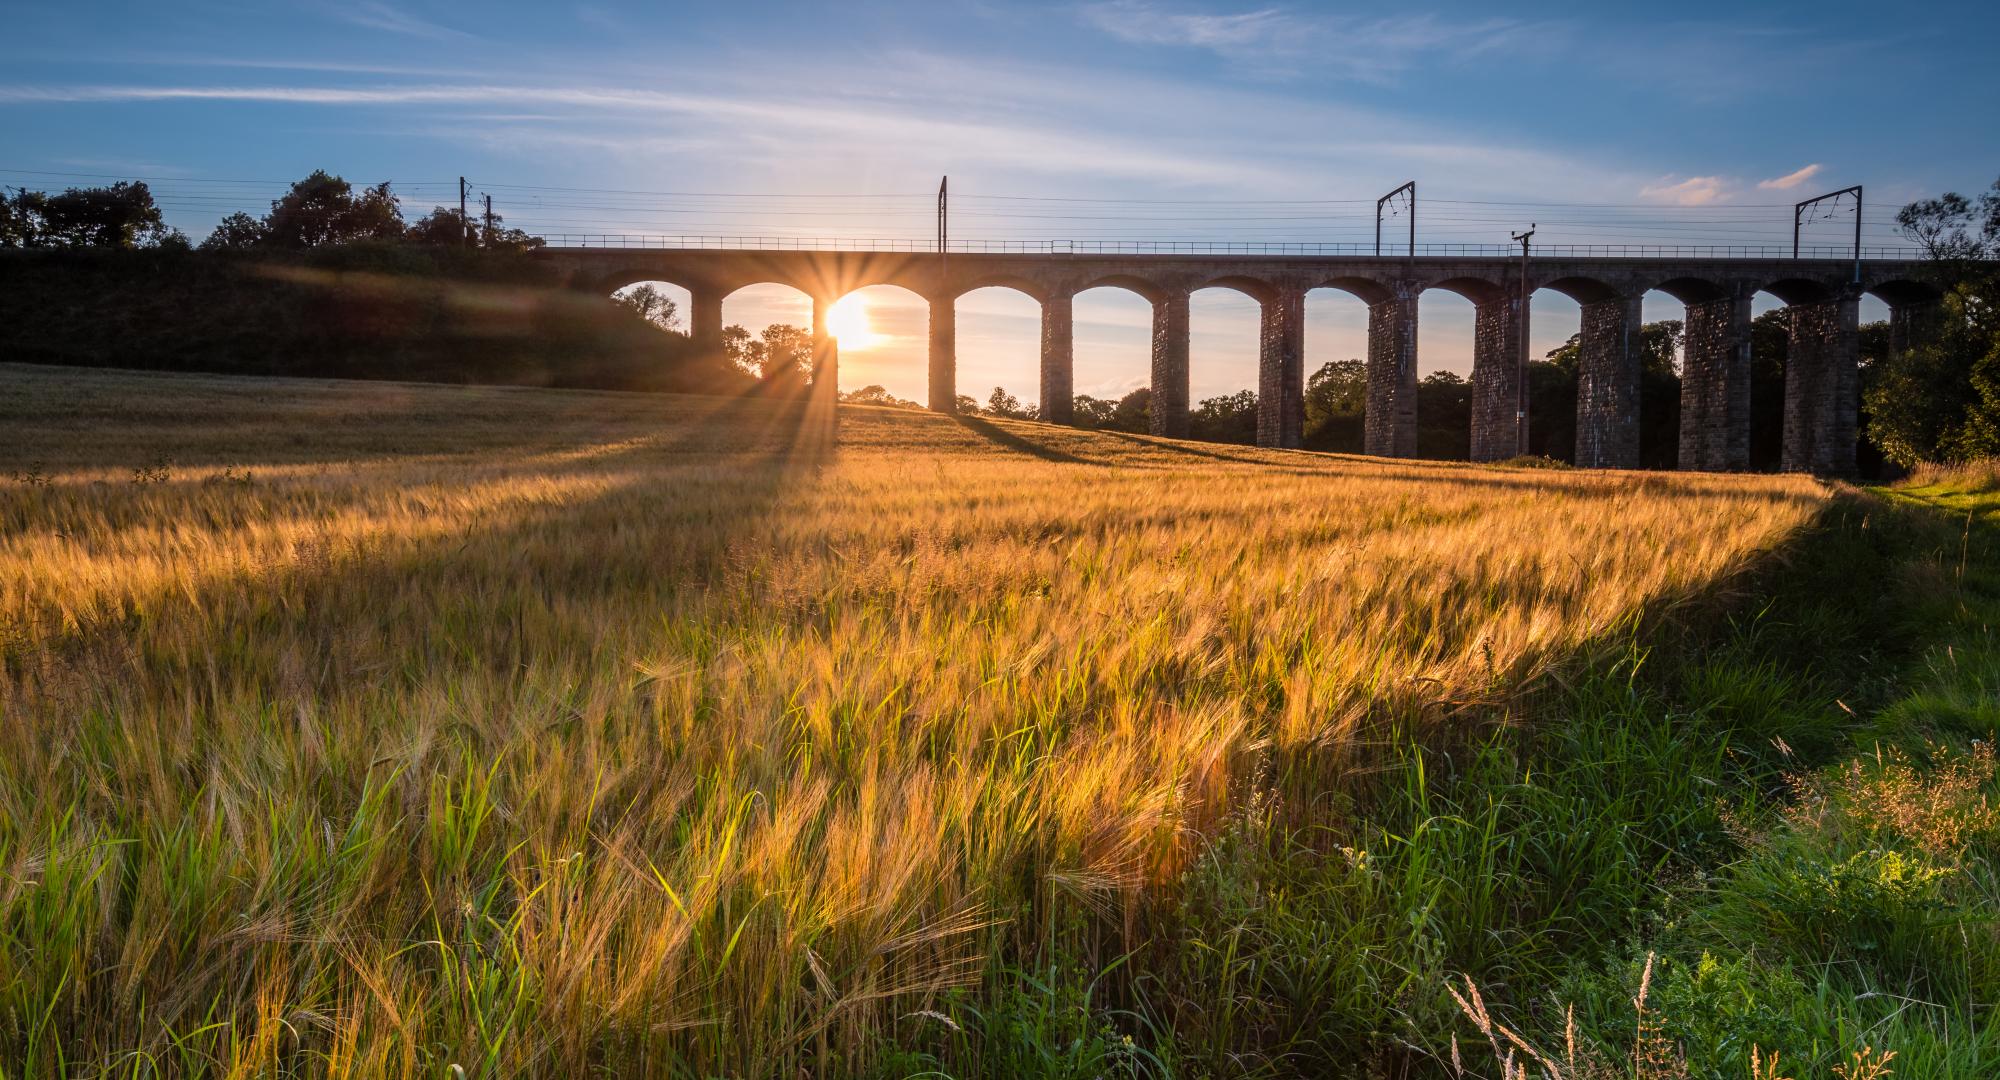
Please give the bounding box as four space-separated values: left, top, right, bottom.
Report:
826 295 884 350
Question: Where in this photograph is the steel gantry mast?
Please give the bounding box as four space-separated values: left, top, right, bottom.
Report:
1376 181 1415 257
1794 184 1863 283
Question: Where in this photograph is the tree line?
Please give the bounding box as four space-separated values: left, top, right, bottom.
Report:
1 172 542 253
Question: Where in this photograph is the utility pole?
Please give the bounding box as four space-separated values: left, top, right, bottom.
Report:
482 193 495 248
1511 224 1535 457
937 175 948 279
459 177 470 247
1793 185 1863 283
1375 181 1415 257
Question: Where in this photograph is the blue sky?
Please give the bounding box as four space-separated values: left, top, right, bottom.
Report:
5 1 1996 403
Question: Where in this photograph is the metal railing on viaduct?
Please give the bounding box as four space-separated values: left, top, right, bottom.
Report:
534 245 1942 474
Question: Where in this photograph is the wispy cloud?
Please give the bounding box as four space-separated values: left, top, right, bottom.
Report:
1758 163 1824 190
338 2 474 42
1639 175 1732 206
1078 3 1544 82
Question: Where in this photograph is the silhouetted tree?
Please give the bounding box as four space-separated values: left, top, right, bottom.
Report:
256 171 405 248
614 284 683 334
840 384 921 408
200 212 267 251
1 182 180 249
723 323 813 387
405 207 473 247
985 386 1037 419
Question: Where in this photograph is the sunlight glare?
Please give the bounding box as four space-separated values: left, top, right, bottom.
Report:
826 295 884 350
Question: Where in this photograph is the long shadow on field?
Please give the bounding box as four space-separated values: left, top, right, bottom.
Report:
6 393 838 716
951 414 1100 466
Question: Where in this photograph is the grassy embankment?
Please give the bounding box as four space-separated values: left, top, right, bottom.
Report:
1 363 1991 1077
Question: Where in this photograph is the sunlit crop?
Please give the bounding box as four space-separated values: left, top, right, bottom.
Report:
0 363 1827 1076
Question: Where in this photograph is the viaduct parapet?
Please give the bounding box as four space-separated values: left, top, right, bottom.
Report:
537 247 1940 473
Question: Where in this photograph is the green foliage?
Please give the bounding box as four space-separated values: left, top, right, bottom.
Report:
1188 389 1256 444
1302 358 1364 451
1865 176 2000 466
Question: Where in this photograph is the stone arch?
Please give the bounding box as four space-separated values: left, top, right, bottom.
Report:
1187 283 1268 443
825 282 933 407
1310 275 1395 306
1758 278 1834 306
1071 283 1166 432
950 274 1049 304
1423 275 1508 305
1534 275 1622 305
1074 274 1169 304
1191 274 1278 303
952 284 1045 419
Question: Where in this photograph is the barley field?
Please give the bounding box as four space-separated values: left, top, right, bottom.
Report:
0 363 1828 1076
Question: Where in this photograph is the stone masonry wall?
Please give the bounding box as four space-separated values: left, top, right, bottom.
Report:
928 297 956 413
1574 295 1643 469
1258 288 1305 448
1782 293 1861 474
1150 292 1191 438
1678 294 1752 471
1470 297 1523 461
1364 291 1418 457
1039 292 1074 424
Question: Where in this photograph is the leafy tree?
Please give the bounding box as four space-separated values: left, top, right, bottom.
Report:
1863 176 2000 465
985 386 1036 419
839 385 921 408
1303 359 1366 451
1 182 178 248
258 171 405 248
1071 395 1117 429
1190 389 1257 444
1109 387 1152 433
722 323 814 385
405 207 472 247
955 394 983 414
200 211 268 251
1414 371 1471 459
614 284 683 334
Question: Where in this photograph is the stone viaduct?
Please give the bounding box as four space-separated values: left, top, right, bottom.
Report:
537 247 1939 473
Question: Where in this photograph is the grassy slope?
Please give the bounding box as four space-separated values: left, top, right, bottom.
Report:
4 364 1990 1077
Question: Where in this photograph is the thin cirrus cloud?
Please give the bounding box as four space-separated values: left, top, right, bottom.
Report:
1758 163 1824 190
1078 2 1541 82
338 1 476 42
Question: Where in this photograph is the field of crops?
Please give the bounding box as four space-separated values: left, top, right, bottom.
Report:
0 363 1830 1076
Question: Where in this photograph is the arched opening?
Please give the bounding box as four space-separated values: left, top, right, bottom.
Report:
1070 285 1157 433
826 283 929 405
1302 284 1375 452
1416 281 1497 460
1637 289 1688 469
1525 288 1582 462
1188 282 1266 445
610 279 691 336
954 285 1043 419
1854 288 1905 479
1749 279 1851 473
721 282 814 385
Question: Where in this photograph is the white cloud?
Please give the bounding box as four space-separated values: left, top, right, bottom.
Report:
1757 163 1823 190
339 2 474 41
1639 175 1732 206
